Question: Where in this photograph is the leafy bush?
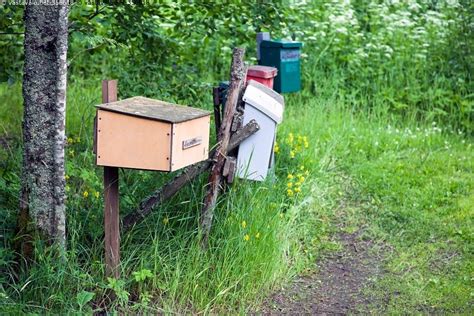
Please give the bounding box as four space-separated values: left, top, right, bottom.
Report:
1 1 471 130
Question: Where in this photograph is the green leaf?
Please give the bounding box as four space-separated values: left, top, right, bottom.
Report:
76 290 94 308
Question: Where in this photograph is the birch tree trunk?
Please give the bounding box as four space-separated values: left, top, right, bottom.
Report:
18 4 69 252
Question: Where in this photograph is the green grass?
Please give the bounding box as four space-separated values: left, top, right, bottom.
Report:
0 76 472 314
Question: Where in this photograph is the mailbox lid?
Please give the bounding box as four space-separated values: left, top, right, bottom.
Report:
243 80 284 124
260 39 302 49
96 96 211 123
247 65 278 79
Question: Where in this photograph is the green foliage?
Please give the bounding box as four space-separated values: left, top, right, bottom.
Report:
0 0 472 314
0 5 23 83
132 269 153 282
2 1 471 130
106 277 130 305
76 290 95 312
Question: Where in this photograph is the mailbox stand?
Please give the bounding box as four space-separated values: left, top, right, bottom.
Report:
97 80 212 278
102 80 120 279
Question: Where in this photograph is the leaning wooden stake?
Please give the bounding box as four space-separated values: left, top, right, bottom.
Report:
102 80 120 279
121 120 260 233
200 48 246 248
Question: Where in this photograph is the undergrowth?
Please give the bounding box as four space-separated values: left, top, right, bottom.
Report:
0 0 472 313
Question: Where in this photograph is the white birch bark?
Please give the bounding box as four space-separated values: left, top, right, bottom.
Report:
20 4 69 248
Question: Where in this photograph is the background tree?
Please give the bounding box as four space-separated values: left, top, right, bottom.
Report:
17 5 69 254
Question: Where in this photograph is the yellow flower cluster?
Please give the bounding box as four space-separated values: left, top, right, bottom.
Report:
240 220 261 242
286 166 308 197
274 133 310 160
274 133 309 158
67 136 81 145
274 142 280 154
83 190 100 199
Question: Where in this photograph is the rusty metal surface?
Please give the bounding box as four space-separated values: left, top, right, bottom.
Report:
96 96 211 123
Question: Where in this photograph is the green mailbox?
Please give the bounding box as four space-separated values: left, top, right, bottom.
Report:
259 40 302 93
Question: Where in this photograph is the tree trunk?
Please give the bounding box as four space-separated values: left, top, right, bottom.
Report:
18 5 69 252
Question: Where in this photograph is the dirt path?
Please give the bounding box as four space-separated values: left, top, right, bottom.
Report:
260 229 385 315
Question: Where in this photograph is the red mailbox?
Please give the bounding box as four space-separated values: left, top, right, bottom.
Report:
246 65 278 89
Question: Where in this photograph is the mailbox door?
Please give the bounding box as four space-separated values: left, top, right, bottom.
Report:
170 116 210 171
280 48 301 93
96 110 172 171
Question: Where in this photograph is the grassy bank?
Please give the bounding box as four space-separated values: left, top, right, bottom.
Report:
1 78 472 313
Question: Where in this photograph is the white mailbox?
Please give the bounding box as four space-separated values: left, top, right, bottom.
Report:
237 80 284 181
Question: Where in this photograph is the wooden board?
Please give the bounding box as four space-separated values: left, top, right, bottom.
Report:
96 96 211 123
171 115 210 171
96 109 172 171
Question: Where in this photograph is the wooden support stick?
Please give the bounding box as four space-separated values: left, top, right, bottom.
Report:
121 119 260 233
212 87 221 137
200 48 246 248
102 80 120 279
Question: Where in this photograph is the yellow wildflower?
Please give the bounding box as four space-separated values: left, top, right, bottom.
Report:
241 220 247 228
304 141 309 148
163 217 169 225
287 174 294 180
67 137 74 144
287 182 293 188
83 191 89 198
94 191 100 199
300 165 305 171
287 189 294 197
290 151 295 158
299 176 305 182
274 144 279 153
255 232 260 239
287 133 294 143
294 187 301 193
244 234 250 241
65 175 70 181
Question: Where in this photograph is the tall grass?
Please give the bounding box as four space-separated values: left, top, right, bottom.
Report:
1 70 472 312
0 80 343 313
0 1 472 313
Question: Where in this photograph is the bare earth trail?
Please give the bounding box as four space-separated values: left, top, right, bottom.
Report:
260 226 386 315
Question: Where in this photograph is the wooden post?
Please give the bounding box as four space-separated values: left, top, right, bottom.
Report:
102 80 120 279
200 48 246 248
121 119 260 233
212 87 221 137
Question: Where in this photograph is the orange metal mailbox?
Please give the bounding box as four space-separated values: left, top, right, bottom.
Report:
95 96 211 172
